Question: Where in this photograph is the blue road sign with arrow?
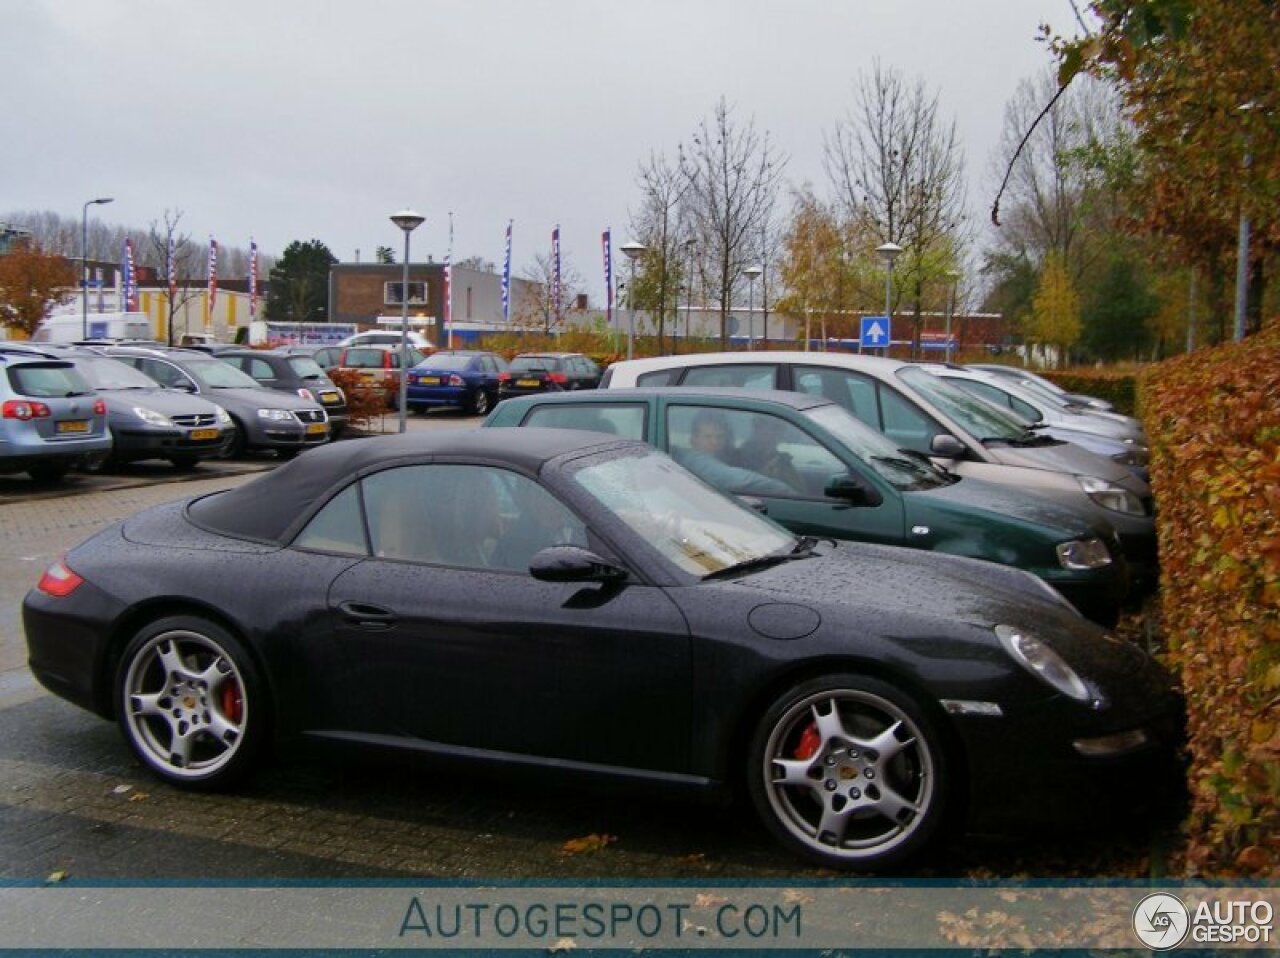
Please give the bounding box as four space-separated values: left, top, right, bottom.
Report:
861 316 891 349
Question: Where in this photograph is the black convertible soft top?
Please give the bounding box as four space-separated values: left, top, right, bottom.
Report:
186 428 629 544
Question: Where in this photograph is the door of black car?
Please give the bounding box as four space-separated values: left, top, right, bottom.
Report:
313 463 694 774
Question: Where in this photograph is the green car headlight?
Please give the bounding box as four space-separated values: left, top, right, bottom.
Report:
1056 537 1112 570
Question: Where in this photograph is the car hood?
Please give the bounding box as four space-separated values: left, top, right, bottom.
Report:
907 475 1104 539
733 541 1158 685
204 387 323 412
981 436 1142 486
100 387 224 417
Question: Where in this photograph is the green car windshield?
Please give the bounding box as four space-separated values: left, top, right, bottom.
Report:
896 366 1032 443
803 404 949 491
569 447 795 578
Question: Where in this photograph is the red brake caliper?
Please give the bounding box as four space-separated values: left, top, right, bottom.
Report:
793 721 820 760
220 678 243 724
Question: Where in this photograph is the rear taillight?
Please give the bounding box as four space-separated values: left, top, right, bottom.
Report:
37 559 84 597
448 374 464 386
297 388 316 401
3 400 52 421
93 399 107 416
498 372 511 382
547 372 569 385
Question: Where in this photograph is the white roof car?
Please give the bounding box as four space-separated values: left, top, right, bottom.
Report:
338 330 433 350
600 350 1158 589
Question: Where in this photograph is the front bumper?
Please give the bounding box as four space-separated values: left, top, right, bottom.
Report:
112 426 235 460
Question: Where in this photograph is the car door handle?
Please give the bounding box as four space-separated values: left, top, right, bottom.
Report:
336 600 397 629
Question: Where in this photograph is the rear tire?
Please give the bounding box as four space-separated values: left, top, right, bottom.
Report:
469 389 490 416
115 615 267 791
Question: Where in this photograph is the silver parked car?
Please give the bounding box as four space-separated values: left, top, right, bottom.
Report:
0 346 111 481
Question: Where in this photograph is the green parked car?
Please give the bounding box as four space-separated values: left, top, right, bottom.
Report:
485 387 1129 624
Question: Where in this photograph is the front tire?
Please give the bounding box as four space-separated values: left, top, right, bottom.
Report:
469 389 490 416
747 674 947 870
115 616 266 791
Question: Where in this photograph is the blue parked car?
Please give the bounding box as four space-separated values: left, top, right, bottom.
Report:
405 350 508 416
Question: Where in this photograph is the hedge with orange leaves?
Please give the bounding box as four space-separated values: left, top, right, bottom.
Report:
1139 323 1280 877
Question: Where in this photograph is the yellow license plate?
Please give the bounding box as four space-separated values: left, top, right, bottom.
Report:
189 428 220 441
415 376 440 385
56 420 89 434
320 392 340 404
305 423 328 435
360 372 378 382
516 379 541 388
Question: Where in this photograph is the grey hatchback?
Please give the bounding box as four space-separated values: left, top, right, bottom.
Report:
0 346 111 481
104 347 330 458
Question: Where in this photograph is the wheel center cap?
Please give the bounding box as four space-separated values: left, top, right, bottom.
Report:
182 695 197 709
839 766 858 780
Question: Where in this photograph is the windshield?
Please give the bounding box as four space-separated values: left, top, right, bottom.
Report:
803 404 948 491
568 448 795 578
287 357 327 379
75 356 161 390
897 366 1031 442
511 356 559 373
187 359 260 389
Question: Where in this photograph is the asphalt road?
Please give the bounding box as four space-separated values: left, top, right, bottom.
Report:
0 412 1180 881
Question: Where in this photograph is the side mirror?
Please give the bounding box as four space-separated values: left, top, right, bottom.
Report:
529 546 627 584
929 434 967 459
823 473 883 507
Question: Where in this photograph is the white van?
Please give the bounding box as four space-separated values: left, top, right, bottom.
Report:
34 312 153 344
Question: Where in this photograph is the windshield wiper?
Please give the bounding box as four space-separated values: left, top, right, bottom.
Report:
703 543 814 580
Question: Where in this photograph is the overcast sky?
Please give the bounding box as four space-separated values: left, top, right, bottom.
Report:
4 0 1080 300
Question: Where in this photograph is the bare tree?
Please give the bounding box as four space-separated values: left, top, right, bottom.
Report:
146 210 205 345
683 98 786 346
514 252 583 335
825 62 968 355
629 150 698 352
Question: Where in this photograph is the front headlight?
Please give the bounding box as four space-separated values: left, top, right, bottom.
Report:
1056 536 1112 570
215 407 232 424
1077 475 1145 516
132 406 173 427
995 624 1092 702
257 408 293 421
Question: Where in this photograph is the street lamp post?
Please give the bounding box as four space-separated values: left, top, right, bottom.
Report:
390 209 425 434
81 197 114 338
944 269 962 362
874 242 903 356
682 239 696 353
620 241 646 361
742 265 762 350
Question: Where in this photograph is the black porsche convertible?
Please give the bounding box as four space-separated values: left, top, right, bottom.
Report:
23 428 1181 869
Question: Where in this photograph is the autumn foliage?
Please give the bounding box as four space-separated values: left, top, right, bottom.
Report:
0 239 75 337
1139 322 1280 877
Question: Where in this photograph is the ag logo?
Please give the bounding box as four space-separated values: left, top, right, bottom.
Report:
1133 893 1190 950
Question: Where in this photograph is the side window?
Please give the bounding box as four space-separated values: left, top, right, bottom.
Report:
680 364 779 389
879 387 940 453
361 464 586 572
522 403 646 440
636 368 682 386
666 405 823 497
793 366 879 428
293 485 368 555
249 358 276 381
1008 394 1041 422
140 359 194 390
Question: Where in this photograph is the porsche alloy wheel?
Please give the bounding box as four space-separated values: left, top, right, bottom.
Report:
750 675 946 869
116 617 264 790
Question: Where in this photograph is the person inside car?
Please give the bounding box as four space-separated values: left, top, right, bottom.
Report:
674 410 791 496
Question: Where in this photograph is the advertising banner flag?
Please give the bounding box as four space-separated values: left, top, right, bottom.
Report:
249 240 259 318
208 237 218 312
444 212 453 347
167 235 176 304
501 220 513 325
122 239 138 311
602 229 613 329
552 225 561 326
